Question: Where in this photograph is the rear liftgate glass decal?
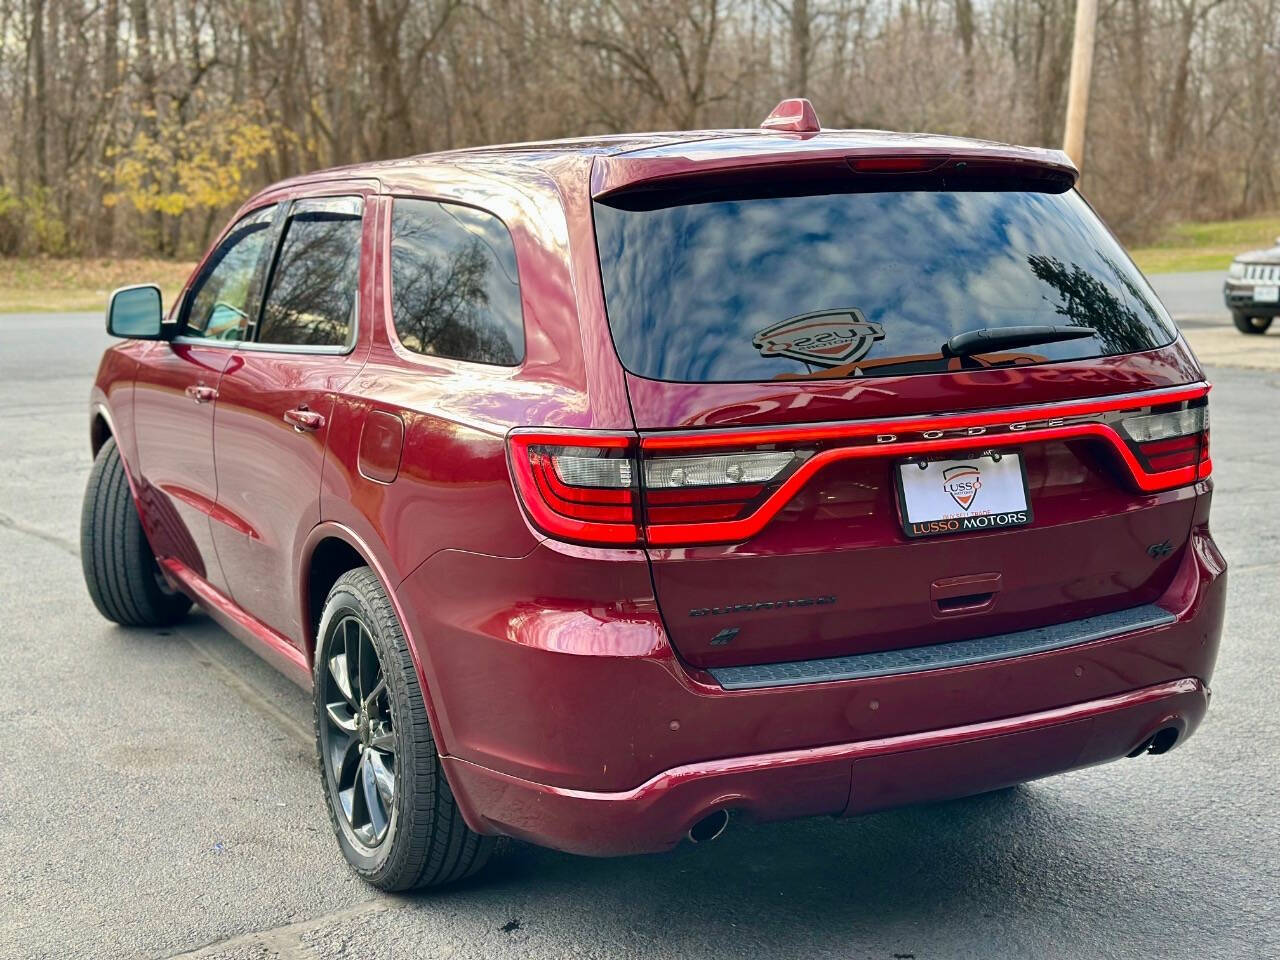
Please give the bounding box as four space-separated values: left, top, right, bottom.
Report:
752 308 885 367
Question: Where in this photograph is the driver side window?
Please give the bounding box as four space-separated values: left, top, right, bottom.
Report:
182 206 277 341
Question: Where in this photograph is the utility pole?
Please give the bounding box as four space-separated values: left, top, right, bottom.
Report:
1062 0 1099 174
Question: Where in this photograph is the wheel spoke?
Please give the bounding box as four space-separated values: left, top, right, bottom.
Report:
343 619 362 702
325 700 357 733
328 653 354 705
363 677 386 714
327 730 357 782
361 753 389 839
337 785 357 825
368 722 395 753
366 750 395 806
350 752 372 825
357 624 379 708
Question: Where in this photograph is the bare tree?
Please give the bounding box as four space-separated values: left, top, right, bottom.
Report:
0 0 1273 256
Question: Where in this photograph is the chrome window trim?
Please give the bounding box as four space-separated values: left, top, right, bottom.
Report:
292 196 364 217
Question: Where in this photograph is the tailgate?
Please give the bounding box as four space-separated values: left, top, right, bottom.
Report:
640 407 1203 668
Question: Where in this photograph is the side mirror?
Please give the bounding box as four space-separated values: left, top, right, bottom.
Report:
106 284 167 339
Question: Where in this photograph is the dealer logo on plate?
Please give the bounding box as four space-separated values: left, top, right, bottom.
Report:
753 309 885 367
942 465 982 511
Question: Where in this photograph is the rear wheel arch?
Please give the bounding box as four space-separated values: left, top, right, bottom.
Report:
298 527 418 679
300 523 461 784
303 534 368 661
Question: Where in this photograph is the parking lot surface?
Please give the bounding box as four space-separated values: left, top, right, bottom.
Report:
2 286 1278 958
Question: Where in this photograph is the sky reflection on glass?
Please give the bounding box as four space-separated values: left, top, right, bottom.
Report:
594 189 1175 382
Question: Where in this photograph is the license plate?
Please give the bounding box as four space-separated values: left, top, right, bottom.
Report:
896 454 1032 538
1254 285 1280 303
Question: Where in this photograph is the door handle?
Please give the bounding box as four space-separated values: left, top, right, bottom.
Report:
185 384 217 404
283 407 326 433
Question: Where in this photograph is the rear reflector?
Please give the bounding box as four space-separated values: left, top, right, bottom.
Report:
507 385 1211 548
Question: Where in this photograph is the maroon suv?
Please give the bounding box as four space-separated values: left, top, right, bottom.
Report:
82 100 1225 890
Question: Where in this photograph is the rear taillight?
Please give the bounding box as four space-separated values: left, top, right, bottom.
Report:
508 433 806 546
508 385 1211 548
1120 403 1210 475
508 434 640 546
642 451 803 528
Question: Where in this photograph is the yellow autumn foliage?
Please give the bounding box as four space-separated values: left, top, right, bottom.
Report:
104 105 282 216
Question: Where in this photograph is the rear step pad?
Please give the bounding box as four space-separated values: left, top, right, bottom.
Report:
707 604 1175 690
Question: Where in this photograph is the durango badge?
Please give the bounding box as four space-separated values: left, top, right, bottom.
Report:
753 308 885 367
942 465 982 511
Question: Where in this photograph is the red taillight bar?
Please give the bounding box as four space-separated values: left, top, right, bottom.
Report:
643 424 1203 546
641 383 1211 451
508 383 1211 548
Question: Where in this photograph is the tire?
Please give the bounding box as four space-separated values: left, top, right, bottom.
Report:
80 437 192 627
1232 311 1273 334
314 567 494 890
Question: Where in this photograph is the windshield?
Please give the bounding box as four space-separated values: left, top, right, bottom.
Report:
593 185 1176 383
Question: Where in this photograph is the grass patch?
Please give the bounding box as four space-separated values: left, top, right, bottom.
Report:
1130 214 1280 274
0 257 195 313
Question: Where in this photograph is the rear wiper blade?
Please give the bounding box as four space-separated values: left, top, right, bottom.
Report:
942 324 1097 358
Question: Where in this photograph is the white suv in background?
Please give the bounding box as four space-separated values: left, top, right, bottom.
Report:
1224 236 1280 334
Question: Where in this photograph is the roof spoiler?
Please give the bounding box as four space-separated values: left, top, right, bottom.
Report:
591 141 1078 200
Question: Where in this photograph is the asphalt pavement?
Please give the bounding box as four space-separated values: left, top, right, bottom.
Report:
1149 271 1230 324
1 272 1278 959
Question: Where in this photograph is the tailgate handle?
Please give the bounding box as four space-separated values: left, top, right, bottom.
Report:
931 573 1001 616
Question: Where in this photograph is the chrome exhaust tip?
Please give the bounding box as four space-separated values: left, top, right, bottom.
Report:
1127 725 1180 758
687 809 730 844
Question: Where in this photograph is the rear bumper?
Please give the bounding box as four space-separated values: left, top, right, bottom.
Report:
397 512 1225 856
444 678 1208 856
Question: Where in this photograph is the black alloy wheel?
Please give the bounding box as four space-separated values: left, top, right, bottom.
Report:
320 614 396 850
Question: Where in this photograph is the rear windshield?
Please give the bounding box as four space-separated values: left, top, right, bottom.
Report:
593 185 1176 382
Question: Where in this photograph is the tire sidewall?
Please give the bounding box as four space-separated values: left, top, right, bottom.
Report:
81 437 191 627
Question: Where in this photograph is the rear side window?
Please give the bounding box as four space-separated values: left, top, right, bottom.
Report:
257 197 363 347
389 198 523 366
593 185 1176 382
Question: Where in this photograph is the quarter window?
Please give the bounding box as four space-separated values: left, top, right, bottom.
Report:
182 206 276 342
257 197 364 348
389 198 524 366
